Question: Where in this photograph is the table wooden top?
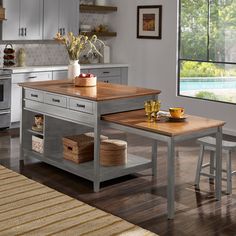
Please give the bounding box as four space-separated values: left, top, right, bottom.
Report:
19 80 161 101
102 109 225 137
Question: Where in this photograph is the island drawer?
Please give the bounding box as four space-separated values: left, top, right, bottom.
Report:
25 89 44 102
44 93 67 108
69 98 94 114
89 68 121 78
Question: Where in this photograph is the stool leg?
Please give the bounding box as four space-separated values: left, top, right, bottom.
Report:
209 151 215 183
195 144 205 189
226 151 232 194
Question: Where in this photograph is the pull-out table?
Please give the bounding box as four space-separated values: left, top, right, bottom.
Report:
102 109 225 219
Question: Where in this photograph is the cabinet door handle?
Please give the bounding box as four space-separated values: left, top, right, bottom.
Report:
0 111 10 115
21 28 24 36
63 28 65 35
24 28 27 36
76 104 85 108
28 76 37 79
52 98 60 103
31 94 38 98
59 28 62 35
19 28 21 36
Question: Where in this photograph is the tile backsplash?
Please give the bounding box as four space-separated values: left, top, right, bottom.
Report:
0 43 69 67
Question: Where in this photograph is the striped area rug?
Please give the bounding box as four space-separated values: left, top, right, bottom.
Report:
0 165 157 236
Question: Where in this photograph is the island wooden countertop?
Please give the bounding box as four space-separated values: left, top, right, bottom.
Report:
19 80 161 101
102 109 225 137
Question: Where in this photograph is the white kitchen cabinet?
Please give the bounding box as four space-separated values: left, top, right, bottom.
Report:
43 0 79 40
88 67 128 84
2 0 43 40
52 70 68 80
52 69 88 80
11 72 52 124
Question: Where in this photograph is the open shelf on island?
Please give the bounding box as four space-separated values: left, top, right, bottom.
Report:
27 129 44 137
24 149 152 183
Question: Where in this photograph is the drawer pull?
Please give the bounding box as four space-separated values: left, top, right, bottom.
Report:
28 76 37 79
103 71 110 74
52 98 60 103
31 94 38 98
76 104 85 108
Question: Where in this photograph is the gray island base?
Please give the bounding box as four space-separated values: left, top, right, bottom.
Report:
20 80 161 193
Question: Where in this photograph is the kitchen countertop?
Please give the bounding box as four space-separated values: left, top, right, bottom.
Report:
4 64 129 74
19 79 161 101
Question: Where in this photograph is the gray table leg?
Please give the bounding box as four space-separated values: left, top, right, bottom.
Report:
167 138 175 219
93 105 101 192
215 126 222 200
152 140 158 177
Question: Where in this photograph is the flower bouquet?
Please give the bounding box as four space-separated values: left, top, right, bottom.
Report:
55 32 104 80
55 32 104 61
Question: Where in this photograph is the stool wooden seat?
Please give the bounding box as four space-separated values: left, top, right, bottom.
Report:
195 136 236 194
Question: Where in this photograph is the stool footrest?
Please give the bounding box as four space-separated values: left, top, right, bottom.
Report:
202 164 227 173
202 163 210 168
200 172 215 178
200 172 227 181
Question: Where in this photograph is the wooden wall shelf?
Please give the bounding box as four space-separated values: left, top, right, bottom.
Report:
80 5 117 13
81 31 117 37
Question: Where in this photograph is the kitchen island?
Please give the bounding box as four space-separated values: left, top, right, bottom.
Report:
19 80 225 219
19 80 161 192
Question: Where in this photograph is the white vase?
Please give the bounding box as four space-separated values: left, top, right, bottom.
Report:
68 60 80 80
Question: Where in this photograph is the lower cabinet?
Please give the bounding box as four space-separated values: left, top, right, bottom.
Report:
52 69 88 80
89 67 128 84
11 72 52 123
52 70 68 80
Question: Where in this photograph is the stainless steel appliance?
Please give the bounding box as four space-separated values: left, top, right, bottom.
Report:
0 69 11 129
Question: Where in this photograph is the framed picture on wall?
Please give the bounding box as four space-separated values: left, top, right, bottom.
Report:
137 5 162 39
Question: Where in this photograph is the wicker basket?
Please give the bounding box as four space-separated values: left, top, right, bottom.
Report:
74 76 97 87
32 135 44 154
100 139 127 166
63 132 108 164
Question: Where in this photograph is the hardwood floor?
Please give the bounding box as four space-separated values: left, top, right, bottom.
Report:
0 128 236 236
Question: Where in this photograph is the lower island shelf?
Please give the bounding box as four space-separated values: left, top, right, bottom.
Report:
23 149 152 182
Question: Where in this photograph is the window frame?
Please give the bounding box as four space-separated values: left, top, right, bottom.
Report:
177 0 236 105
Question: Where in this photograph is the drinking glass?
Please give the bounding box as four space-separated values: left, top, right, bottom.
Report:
151 100 161 121
144 101 152 121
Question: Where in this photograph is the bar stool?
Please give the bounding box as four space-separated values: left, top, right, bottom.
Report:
195 136 236 194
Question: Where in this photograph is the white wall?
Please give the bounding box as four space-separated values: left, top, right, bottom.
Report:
110 0 236 135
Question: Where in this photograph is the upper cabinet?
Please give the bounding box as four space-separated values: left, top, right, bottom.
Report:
1 0 117 40
2 0 43 40
43 0 79 40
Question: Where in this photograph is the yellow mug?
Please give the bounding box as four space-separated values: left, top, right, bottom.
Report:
169 107 185 118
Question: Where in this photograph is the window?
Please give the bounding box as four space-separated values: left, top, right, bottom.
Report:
178 0 236 104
